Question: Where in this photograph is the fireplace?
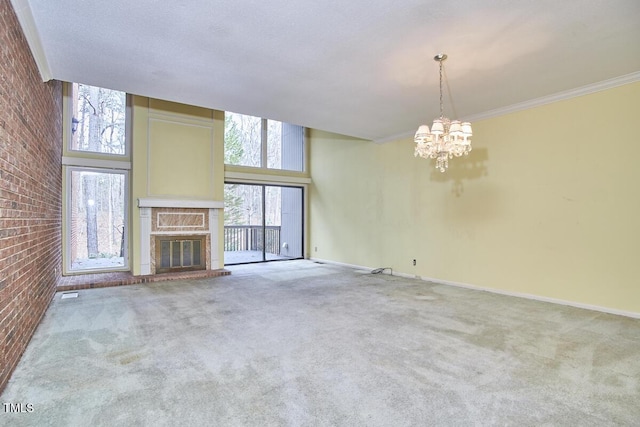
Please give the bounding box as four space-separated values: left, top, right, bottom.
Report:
138 199 224 275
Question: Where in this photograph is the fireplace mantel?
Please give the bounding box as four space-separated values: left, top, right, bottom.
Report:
138 198 224 209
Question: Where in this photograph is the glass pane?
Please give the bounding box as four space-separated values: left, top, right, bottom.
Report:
193 240 201 266
224 112 262 167
266 120 281 169
171 242 181 267
224 184 264 264
183 241 192 266
160 241 170 268
266 186 303 260
71 83 126 155
70 170 126 271
264 186 281 259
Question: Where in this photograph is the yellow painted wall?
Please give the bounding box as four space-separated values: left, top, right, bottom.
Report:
130 97 224 275
148 119 213 197
309 82 640 314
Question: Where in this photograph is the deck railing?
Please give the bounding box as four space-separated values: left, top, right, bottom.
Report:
224 225 281 255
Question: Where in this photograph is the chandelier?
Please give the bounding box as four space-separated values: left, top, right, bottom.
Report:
414 53 472 172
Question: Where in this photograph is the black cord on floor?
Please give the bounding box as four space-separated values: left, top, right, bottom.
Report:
371 267 392 275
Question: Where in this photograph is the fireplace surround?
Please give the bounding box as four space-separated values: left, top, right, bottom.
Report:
138 199 224 275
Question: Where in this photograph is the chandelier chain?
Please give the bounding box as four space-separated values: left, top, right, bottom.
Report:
439 59 444 119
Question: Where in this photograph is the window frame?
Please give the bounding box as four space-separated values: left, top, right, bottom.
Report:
62 82 132 275
64 166 130 274
224 112 308 174
223 181 305 265
64 82 132 160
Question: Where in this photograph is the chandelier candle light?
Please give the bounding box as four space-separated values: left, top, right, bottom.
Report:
414 53 472 172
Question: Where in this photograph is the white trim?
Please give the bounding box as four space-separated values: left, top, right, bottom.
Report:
373 130 414 145
309 258 374 272
225 171 311 185
421 276 640 320
464 72 640 123
310 258 640 319
388 271 416 279
10 0 52 81
62 156 131 170
209 209 220 269
373 72 640 144
138 198 224 209
139 208 152 275
149 231 210 236
303 184 310 259
63 167 72 274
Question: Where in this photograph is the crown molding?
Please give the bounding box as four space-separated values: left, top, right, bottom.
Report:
10 0 52 81
464 71 640 123
372 130 415 145
374 72 640 145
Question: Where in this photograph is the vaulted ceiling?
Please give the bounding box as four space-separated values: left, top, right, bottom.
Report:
11 0 640 142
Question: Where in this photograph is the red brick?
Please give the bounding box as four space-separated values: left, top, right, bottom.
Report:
0 0 62 393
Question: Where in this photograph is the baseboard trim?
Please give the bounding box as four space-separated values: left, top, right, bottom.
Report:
309 258 640 319
310 258 374 271
419 276 640 320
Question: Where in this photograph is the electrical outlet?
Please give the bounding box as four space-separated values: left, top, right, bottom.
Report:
315 246 318 252
413 259 416 266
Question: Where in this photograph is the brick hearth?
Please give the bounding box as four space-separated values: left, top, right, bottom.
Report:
57 268 231 292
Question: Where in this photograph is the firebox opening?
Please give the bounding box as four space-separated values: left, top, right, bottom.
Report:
155 235 206 274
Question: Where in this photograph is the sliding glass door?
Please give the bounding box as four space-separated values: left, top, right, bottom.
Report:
224 183 303 264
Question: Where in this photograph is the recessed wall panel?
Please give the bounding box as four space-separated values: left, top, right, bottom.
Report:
148 119 213 198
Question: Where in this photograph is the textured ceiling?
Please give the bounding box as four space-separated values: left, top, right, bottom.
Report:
11 0 640 141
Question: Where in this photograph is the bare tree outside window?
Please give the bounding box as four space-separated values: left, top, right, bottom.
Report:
71 84 126 155
70 170 126 270
69 83 127 271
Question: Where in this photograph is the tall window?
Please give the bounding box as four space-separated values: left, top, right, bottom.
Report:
225 112 305 172
68 169 127 270
64 83 130 273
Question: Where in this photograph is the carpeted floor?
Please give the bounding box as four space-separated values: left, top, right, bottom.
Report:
2 260 639 426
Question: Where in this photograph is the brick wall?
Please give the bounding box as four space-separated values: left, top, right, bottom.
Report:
0 0 63 392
